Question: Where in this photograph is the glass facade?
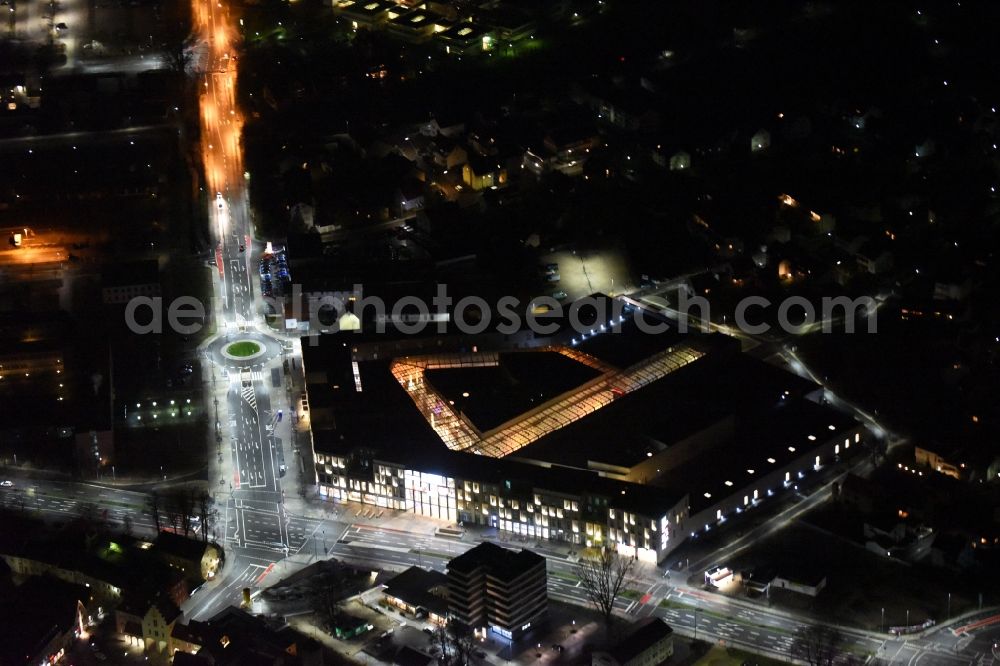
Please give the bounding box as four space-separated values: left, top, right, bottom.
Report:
314 452 683 563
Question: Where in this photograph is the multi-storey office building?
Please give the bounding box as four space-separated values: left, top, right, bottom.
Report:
446 543 547 640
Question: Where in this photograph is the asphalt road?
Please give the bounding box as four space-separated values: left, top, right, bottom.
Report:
4 474 999 664
0 1 986 661
180 0 319 622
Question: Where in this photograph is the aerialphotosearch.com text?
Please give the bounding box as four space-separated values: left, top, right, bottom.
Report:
123 283 878 339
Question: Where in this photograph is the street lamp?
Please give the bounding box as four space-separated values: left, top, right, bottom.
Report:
881 607 884 634
947 592 951 619
906 609 910 628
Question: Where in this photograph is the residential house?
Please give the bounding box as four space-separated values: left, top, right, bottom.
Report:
462 154 508 190
117 592 182 665
592 618 673 666
650 143 691 171
395 178 426 216
382 566 449 625
170 606 322 665
430 139 468 171
543 125 601 160
0 532 189 609
155 532 221 582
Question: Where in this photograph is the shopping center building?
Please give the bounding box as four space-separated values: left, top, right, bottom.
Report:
302 296 866 562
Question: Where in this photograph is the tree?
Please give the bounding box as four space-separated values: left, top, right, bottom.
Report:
196 491 216 543
446 620 475 666
576 547 635 627
163 21 196 76
433 625 450 660
147 491 162 532
791 624 847 666
433 621 476 666
166 489 196 537
311 565 348 631
122 514 134 536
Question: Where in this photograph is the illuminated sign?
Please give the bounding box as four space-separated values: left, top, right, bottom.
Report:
491 625 512 639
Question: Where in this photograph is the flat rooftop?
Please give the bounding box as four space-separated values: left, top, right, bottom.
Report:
303 300 720 459
438 23 491 44
424 351 602 433
447 542 543 580
656 398 859 515
513 351 820 470
302 300 858 519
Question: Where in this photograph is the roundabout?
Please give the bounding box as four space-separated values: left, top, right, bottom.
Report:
224 340 263 359
207 331 283 368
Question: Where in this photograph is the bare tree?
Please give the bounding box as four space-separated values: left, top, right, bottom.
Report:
447 620 475 666
163 21 196 76
576 547 635 627
433 625 450 660
166 489 196 537
197 491 216 543
432 621 475 666
311 566 348 631
147 491 162 533
122 514 134 536
791 624 847 666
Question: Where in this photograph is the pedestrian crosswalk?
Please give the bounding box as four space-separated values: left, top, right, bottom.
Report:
241 384 257 410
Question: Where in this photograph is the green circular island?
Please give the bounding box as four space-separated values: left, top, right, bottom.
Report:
225 340 262 358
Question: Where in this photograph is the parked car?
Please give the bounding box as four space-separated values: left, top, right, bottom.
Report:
545 273 561 283
551 291 568 300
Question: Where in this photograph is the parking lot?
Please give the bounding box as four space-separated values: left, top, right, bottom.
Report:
536 246 634 302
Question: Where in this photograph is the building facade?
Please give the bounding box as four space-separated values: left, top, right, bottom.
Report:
315 450 689 563
446 543 547 640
